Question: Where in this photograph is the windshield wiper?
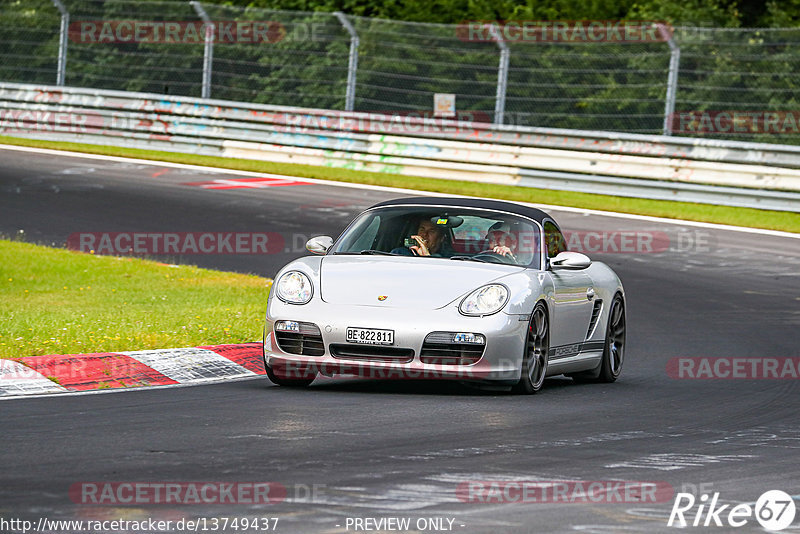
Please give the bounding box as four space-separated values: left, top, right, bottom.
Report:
450 255 492 263
332 250 396 255
359 249 396 255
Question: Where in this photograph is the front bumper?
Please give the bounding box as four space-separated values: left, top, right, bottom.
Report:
264 299 529 384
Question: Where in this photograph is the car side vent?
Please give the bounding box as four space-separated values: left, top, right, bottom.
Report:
274 321 325 356
585 300 603 340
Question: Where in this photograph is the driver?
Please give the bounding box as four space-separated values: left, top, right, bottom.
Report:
392 218 447 256
484 222 517 258
407 218 445 256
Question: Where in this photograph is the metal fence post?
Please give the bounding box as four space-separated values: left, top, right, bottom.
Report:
486 24 509 126
51 0 69 86
660 24 680 136
334 12 359 112
190 1 214 99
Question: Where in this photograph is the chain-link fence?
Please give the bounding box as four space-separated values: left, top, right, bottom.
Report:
2 0 800 143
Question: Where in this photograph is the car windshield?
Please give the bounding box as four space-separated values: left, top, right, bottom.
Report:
330 205 541 267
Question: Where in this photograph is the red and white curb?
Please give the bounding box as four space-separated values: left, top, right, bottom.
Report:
0 343 265 398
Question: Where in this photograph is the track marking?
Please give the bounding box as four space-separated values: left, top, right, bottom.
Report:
0 374 263 401
1 344 265 400
0 143 797 239
0 359 66 395
605 453 757 471
182 177 310 189
18 352 177 390
119 347 255 382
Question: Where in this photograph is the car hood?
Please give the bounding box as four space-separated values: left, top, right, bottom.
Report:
319 255 516 309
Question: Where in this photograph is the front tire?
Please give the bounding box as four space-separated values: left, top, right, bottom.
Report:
265 364 317 387
513 303 549 394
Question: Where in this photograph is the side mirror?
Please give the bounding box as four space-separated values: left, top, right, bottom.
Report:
550 251 591 270
305 236 333 255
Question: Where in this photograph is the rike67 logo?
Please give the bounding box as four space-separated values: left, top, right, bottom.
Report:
668 490 796 530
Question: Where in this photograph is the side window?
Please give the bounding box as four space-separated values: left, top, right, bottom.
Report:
543 221 567 258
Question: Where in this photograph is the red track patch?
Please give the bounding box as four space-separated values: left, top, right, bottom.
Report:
198 343 265 374
182 177 310 189
16 352 177 390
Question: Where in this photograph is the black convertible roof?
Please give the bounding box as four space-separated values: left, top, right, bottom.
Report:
369 196 551 224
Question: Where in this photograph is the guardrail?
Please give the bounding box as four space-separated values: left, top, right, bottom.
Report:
2 82 800 212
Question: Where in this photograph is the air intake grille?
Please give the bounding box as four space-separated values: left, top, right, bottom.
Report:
420 331 486 365
586 300 603 340
274 322 325 356
330 344 414 362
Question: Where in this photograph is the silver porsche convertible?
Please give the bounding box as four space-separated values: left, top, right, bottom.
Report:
263 197 625 393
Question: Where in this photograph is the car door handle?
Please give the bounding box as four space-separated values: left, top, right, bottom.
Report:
586 287 595 300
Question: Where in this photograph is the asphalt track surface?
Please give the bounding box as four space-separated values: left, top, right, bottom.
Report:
1 146 799 533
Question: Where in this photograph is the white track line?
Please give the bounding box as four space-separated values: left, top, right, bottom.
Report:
1 143 798 240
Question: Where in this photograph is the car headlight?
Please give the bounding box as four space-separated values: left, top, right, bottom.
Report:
275 271 313 304
459 284 509 316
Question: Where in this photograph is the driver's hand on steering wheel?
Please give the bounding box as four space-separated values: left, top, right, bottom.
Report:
492 245 514 257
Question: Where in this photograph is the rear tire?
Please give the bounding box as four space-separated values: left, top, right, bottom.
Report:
598 294 626 382
513 303 549 394
569 293 626 384
265 364 316 387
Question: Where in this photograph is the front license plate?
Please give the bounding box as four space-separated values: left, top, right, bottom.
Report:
346 327 394 345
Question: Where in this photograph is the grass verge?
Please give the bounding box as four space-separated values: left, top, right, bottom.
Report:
1 135 798 233
0 239 269 359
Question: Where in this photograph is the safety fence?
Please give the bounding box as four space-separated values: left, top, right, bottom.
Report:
2 82 800 211
3 1 800 142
